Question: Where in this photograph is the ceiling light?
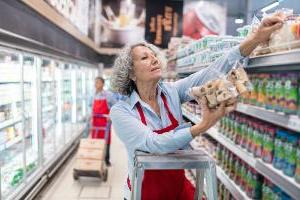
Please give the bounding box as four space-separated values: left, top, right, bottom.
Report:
235 18 244 24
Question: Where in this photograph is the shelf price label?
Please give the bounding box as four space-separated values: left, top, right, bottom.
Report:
288 116 300 131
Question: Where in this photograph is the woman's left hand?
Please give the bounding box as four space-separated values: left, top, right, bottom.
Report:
252 13 285 44
239 13 284 57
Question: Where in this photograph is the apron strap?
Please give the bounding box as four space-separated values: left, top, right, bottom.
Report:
136 93 179 132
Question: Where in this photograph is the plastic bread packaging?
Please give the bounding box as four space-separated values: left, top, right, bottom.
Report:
189 77 238 108
188 61 252 109
227 61 253 95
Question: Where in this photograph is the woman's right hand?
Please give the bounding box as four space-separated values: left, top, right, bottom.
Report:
190 97 234 137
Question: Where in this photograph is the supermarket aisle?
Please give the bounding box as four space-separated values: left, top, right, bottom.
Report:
36 128 128 200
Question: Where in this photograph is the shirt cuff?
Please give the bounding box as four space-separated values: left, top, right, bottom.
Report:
228 46 245 66
173 126 193 147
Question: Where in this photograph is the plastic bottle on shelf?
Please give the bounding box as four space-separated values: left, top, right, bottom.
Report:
265 73 275 110
240 116 248 148
250 74 259 105
257 74 268 107
283 133 298 177
262 125 276 164
240 161 248 191
295 138 300 183
272 130 286 170
234 157 241 185
246 120 254 153
277 73 287 112
284 73 298 114
254 123 264 158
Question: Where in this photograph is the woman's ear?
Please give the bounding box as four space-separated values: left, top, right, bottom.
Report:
129 72 136 82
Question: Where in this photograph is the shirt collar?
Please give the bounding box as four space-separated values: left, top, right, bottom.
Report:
129 81 164 110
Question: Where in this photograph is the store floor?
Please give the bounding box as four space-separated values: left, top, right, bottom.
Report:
36 128 128 200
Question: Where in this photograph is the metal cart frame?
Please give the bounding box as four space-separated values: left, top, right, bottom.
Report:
130 149 217 200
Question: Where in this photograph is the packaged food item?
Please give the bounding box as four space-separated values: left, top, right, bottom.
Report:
227 63 253 95
262 179 278 200
246 120 254 153
250 74 259 105
265 73 276 110
284 73 298 114
295 138 300 183
234 157 241 185
254 123 264 158
257 74 268 107
262 126 276 163
189 78 238 108
240 162 247 191
273 130 287 169
274 74 285 112
283 133 298 177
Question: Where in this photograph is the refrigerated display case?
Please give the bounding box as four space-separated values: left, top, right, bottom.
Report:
0 44 100 200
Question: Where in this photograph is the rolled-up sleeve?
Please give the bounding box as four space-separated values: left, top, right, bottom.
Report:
174 46 245 103
110 104 193 154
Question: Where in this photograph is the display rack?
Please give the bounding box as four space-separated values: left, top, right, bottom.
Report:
0 116 22 130
176 63 211 74
0 43 98 200
182 108 300 199
236 103 300 132
189 138 250 200
248 49 300 70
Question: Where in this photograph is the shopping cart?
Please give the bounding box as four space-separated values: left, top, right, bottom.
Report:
73 114 111 181
130 149 217 200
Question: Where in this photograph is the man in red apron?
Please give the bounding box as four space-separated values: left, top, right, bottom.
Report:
92 77 116 166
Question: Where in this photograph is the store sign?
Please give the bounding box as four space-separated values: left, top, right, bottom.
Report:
145 0 183 48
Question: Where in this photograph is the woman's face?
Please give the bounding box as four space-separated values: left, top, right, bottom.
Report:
131 45 162 83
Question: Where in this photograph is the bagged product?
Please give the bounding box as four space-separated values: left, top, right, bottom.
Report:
189 78 238 108
189 61 252 109
227 62 253 95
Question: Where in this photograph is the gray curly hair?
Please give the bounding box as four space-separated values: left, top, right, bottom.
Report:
110 41 167 96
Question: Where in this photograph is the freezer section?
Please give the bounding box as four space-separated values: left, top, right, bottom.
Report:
0 50 24 199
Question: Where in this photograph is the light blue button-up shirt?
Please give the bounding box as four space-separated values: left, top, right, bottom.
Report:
110 46 244 198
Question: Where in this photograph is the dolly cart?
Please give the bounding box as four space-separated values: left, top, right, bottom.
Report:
73 114 110 181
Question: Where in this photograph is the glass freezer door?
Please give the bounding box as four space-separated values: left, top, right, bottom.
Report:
40 59 58 163
0 50 24 199
62 63 73 143
23 55 39 183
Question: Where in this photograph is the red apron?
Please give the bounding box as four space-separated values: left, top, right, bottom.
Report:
91 98 111 144
127 93 195 200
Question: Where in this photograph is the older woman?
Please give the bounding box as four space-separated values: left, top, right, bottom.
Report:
110 15 283 200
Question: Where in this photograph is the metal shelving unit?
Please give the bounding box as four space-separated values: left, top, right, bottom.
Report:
0 116 22 130
216 166 251 200
189 138 250 200
176 63 210 74
248 49 300 71
183 108 300 199
236 103 300 132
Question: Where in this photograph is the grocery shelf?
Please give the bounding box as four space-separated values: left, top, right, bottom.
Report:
176 63 210 74
183 108 300 199
255 161 300 199
42 105 56 113
190 139 250 200
0 116 22 130
206 128 300 199
248 49 300 71
206 127 257 168
5 134 23 149
216 166 251 200
236 103 300 132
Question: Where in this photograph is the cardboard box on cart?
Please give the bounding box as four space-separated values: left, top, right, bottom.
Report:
73 139 108 180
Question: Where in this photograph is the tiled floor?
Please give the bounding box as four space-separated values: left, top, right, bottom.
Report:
36 129 128 200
